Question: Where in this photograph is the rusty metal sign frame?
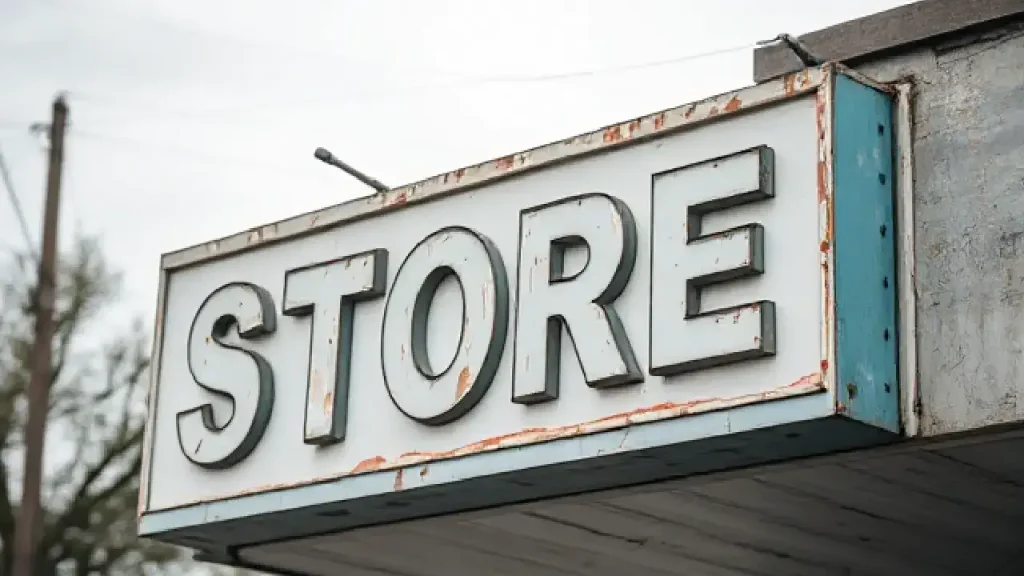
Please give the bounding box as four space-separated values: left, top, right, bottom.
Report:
137 64 906 558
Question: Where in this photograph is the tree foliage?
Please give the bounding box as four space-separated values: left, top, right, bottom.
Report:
0 237 187 575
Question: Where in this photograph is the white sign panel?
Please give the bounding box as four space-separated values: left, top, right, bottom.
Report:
143 92 824 513
138 65 911 576
143 67 919 540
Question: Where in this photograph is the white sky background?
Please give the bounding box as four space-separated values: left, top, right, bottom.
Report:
1 0 917 334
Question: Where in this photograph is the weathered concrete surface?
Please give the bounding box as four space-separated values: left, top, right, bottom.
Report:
854 21 1024 436
753 0 1024 83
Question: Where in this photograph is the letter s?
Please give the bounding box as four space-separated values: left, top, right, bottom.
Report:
177 282 276 470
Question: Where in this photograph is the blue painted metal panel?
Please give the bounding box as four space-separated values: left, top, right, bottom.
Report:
832 74 901 433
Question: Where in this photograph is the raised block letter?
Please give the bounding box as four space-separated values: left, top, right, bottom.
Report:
283 249 388 445
650 146 777 376
178 283 276 469
381 227 509 425
513 193 642 404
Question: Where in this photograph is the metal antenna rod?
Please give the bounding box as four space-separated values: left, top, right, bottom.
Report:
314 147 389 193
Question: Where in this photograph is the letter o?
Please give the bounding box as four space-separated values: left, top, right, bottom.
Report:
381 227 509 425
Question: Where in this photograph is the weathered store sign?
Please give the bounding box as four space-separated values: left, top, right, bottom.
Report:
139 66 902 558
178 146 777 471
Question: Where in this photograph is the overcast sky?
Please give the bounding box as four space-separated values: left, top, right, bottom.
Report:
1 0 916 331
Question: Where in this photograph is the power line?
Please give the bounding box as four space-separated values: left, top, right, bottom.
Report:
64 39 756 121
0 144 40 264
472 42 756 83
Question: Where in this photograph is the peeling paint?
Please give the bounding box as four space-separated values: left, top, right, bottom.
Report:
160 68 827 272
323 391 333 415
783 73 798 96
496 156 515 171
816 66 837 396
351 456 386 474
353 373 824 474
456 367 472 400
192 373 825 505
170 371 826 508
602 126 623 143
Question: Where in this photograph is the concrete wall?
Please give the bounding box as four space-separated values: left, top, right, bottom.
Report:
854 21 1024 436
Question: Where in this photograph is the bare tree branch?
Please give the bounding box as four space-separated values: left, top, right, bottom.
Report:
0 236 191 575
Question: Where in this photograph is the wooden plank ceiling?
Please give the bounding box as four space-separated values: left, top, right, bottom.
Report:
241 435 1024 576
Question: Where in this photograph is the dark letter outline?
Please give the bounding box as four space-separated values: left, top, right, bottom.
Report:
381 226 509 426
513 192 643 405
282 248 389 446
178 282 276 470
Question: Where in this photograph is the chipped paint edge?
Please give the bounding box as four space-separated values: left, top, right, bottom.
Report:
138 267 169 517
817 66 838 403
139 383 836 536
159 68 826 272
146 373 825 514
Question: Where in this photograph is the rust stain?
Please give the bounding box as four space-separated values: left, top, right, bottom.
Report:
456 366 472 400
684 103 697 119
602 126 623 143
392 191 408 206
627 120 641 136
724 96 742 112
816 84 835 387
391 373 823 470
798 70 813 89
821 359 829 372
783 73 797 96
815 90 830 203
653 113 666 130
323 391 334 414
351 456 386 474
707 107 719 117
816 88 834 259
454 168 466 182
817 150 828 204
496 156 515 171
192 373 826 504
393 469 404 491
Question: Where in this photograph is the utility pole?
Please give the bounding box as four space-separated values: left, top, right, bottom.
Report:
12 93 68 576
